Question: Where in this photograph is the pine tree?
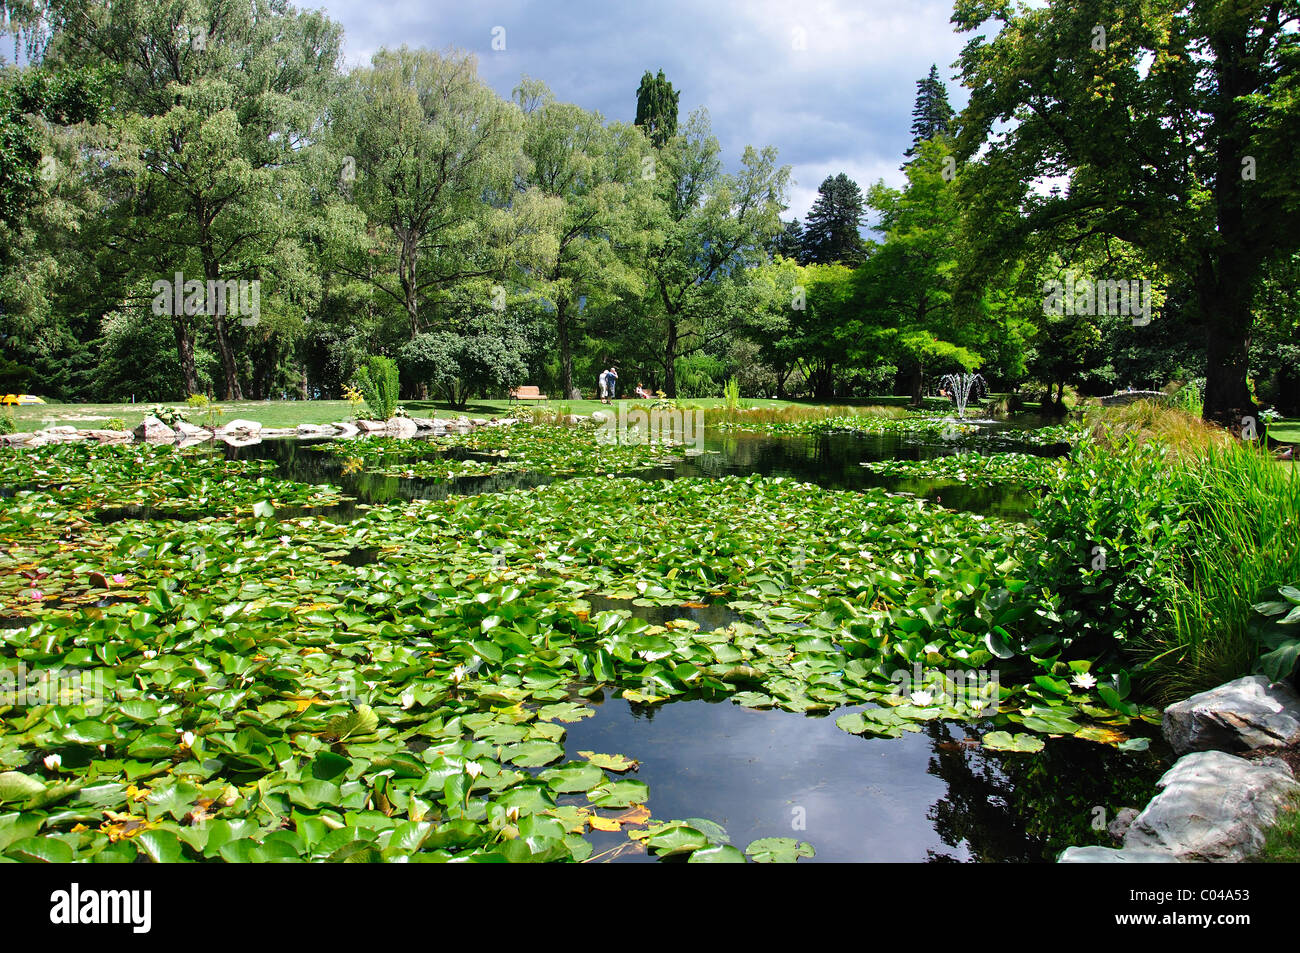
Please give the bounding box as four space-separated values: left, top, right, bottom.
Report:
771 218 806 263
634 69 679 148
907 65 954 156
802 174 865 266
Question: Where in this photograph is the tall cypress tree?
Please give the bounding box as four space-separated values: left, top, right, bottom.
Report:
634 69 679 148
907 65 954 155
803 174 866 266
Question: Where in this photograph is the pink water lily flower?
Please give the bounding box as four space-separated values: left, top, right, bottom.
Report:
112 573 126 584
29 589 43 601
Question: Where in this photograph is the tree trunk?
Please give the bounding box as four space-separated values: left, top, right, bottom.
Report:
398 226 421 338
172 317 199 397
664 317 678 397
1200 27 1257 430
557 297 574 397
909 365 924 405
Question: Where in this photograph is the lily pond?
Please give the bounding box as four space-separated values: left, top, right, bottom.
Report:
0 415 1169 863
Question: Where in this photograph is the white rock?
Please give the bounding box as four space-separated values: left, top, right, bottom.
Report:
84 429 133 444
1058 846 1179 863
133 415 176 442
217 418 262 436
409 417 438 431
355 419 387 433
44 425 78 435
470 417 488 427
386 417 418 438
330 422 359 439
1124 750 1299 862
221 434 262 448
1163 675 1300 755
173 421 211 439
1 432 37 445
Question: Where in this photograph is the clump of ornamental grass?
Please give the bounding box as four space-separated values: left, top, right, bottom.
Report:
1083 400 1231 457
1133 439 1300 701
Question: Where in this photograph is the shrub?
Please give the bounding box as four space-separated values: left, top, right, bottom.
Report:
106 417 126 431
352 356 400 420
0 409 14 435
1028 435 1188 657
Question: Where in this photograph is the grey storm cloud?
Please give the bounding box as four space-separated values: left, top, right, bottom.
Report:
321 0 971 219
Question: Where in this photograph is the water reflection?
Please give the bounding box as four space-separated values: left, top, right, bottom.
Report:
225 419 1057 522
562 697 1166 863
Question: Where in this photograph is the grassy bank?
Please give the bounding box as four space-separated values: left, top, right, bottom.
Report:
6 397 925 432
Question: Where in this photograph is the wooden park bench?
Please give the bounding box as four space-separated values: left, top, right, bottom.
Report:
508 385 549 402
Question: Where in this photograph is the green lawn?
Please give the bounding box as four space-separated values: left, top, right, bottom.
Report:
8 397 813 431
1268 418 1300 444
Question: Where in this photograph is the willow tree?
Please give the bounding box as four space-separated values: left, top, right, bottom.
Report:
338 47 534 343
954 0 1300 427
516 80 654 398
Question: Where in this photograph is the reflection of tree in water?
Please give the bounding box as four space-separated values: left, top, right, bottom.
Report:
922 721 1168 863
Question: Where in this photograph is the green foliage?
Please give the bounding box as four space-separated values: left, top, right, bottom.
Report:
1259 796 1300 863
352 355 400 420
1027 436 1187 651
1251 586 1300 684
672 353 725 399
0 408 14 435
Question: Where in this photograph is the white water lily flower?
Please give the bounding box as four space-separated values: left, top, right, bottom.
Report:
1071 672 1098 690
465 762 483 779
278 535 290 545
452 664 467 684
181 731 195 748
910 690 935 707
143 650 157 659
505 805 520 824
400 691 416 710
43 754 61 770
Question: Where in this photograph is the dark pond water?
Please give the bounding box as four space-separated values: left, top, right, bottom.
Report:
217 415 1062 522
564 697 1166 863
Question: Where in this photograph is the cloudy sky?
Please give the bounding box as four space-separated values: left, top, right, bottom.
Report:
321 0 972 221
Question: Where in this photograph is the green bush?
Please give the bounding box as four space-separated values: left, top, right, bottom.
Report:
352 355 400 420
0 409 15 435
1028 436 1187 656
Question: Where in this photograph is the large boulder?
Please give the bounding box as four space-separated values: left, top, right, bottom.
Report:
1 432 37 446
133 415 176 442
386 416 418 438
84 429 133 445
217 418 262 437
330 421 359 439
174 421 211 439
409 417 438 431
1163 675 1300 755
1123 750 1298 862
296 424 335 437
1058 846 1179 863
355 419 387 433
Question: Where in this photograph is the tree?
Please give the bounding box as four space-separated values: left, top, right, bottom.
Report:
907 64 954 155
636 109 789 396
516 80 652 398
954 0 1300 427
337 47 528 348
770 218 806 263
802 173 866 265
861 138 982 401
43 0 343 399
634 69 678 149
